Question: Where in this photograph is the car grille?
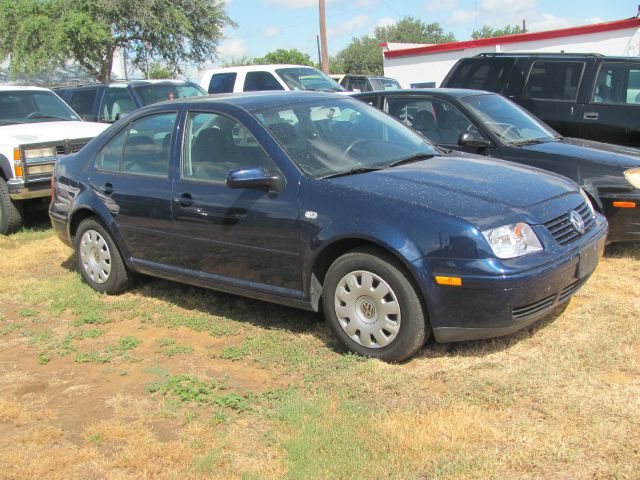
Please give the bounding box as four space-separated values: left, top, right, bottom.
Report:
512 276 590 320
55 139 90 156
544 202 595 246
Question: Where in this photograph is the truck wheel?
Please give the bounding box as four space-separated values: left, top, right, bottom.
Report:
75 218 132 294
0 178 24 235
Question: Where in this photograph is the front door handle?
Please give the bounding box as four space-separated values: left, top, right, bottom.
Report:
583 112 599 120
175 193 194 207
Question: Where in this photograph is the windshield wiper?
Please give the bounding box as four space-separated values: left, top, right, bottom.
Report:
510 138 548 146
26 113 71 121
387 153 435 168
320 167 384 179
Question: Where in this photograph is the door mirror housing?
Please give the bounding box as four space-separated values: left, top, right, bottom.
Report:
226 167 284 192
458 132 490 150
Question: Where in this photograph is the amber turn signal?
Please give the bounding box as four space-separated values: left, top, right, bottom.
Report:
613 201 636 208
435 276 462 286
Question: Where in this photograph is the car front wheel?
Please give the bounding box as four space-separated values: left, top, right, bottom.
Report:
75 218 132 294
322 248 428 362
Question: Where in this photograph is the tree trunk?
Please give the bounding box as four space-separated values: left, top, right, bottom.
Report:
98 46 115 82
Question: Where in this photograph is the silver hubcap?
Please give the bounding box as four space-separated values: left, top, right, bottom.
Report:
334 270 401 348
79 230 112 284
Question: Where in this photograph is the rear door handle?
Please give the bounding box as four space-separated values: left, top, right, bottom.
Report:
175 193 194 207
100 182 114 195
583 112 599 120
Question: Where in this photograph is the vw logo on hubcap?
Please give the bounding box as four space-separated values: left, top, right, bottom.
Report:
569 210 585 235
360 300 376 319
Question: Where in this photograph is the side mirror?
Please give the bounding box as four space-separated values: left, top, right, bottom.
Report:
226 167 284 192
458 132 490 150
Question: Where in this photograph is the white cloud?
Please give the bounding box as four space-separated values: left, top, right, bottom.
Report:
450 10 475 24
376 17 395 29
264 26 281 37
527 13 574 32
426 0 456 12
327 14 369 39
264 0 339 8
218 38 247 59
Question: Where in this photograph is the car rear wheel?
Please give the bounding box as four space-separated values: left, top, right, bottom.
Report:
323 248 428 362
75 218 132 294
0 178 24 235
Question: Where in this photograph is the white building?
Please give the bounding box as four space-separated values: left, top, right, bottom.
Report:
382 17 640 88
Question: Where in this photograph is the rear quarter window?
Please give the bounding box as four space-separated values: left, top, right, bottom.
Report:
444 58 514 92
208 73 237 94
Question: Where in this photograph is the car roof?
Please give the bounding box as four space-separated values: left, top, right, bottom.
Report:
144 90 355 111
0 86 54 92
56 79 197 90
201 64 320 74
472 53 640 61
352 88 493 99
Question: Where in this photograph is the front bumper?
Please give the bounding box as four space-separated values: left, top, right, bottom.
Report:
419 217 608 343
601 193 640 242
8 178 51 200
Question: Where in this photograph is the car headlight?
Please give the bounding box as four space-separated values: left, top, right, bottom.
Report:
24 146 56 160
482 222 543 259
624 168 640 189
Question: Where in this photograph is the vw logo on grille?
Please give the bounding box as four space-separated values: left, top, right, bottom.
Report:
569 210 585 235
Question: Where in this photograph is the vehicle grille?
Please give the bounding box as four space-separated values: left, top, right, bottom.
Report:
511 275 591 320
55 139 90 156
544 202 595 246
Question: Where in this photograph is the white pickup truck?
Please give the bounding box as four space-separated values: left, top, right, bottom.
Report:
0 86 108 234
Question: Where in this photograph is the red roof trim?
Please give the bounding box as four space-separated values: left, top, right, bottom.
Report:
384 17 640 58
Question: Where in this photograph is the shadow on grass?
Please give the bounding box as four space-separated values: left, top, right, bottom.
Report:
20 200 52 232
604 242 640 261
60 253 338 350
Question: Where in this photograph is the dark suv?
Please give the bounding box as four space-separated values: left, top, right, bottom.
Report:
339 75 401 92
441 53 640 147
55 80 205 123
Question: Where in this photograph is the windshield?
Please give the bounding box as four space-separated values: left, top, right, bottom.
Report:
459 93 557 144
0 90 81 124
133 83 206 106
370 78 401 91
275 67 345 92
251 97 439 178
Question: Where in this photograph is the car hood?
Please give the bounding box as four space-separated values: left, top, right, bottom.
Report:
0 121 109 146
329 154 578 227
520 137 640 168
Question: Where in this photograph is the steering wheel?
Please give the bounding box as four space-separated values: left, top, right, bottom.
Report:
500 124 520 139
26 111 44 119
340 138 371 161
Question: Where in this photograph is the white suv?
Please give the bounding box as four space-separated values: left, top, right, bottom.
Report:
0 86 108 234
200 64 346 94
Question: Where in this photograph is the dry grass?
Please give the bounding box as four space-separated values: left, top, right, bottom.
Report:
0 219 638 479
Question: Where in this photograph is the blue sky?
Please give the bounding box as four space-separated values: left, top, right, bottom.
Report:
212 0 634 66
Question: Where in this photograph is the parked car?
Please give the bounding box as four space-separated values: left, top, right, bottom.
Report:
0 86 108 234
338 74 401 92
441 53 640 147
50 92 607 361
55 80 206 123
200 64 346 94
354 88 640 242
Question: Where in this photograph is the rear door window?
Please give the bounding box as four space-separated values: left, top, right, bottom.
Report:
68 89 98 117
243 71 284 92
592 62 640 105
101 88 136 122
208 73 237 94
524 61 585 101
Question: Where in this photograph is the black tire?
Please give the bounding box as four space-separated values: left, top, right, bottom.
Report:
74 218 132 294
0 177 24 235
322 247 429 362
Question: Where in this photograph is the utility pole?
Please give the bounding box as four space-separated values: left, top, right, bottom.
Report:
319 0 329 73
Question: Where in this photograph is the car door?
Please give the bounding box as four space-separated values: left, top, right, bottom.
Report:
579 61 640 147
171 109 303 297
90 111 178 264
518 60 586 137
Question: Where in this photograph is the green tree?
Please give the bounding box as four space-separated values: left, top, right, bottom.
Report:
471 25 523 39
334 16 456 75
147 62 173 79
0 0 234 82
253 48 316 67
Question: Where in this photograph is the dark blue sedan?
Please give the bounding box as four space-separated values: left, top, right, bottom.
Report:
50 92 608 361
